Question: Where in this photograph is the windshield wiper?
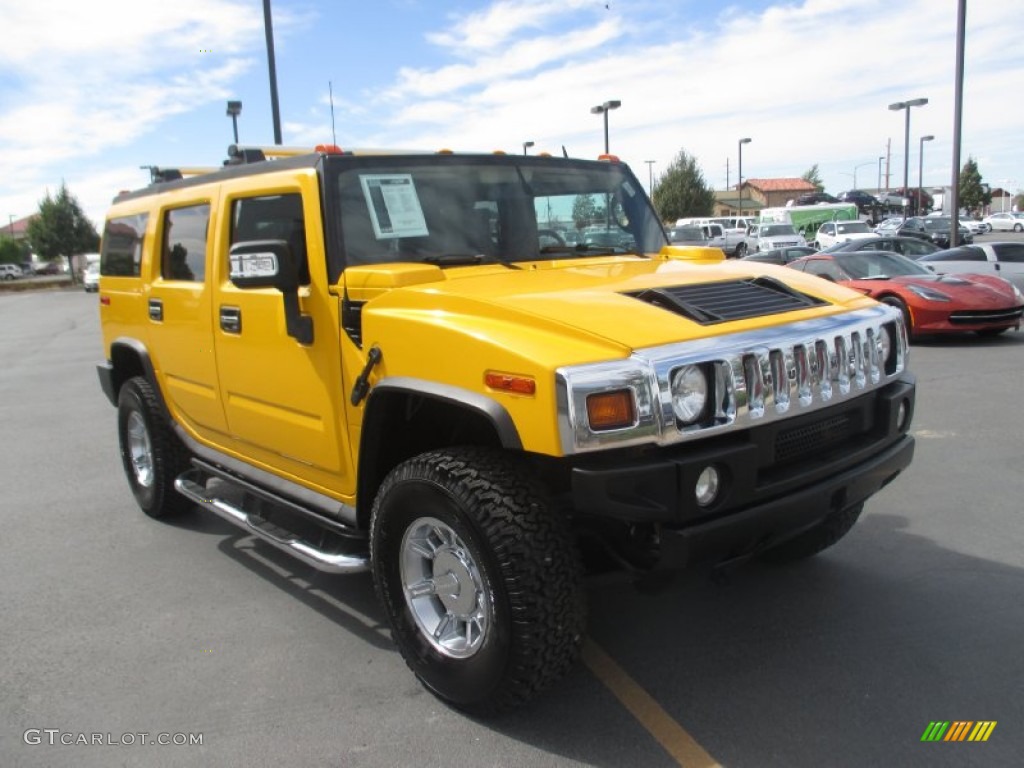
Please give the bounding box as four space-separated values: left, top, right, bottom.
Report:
539 243 642 257
422 253 524 270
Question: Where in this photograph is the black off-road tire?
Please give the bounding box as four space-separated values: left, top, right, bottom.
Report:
759 503 864 564
117 376 193 519
370 447 586 716
735 242 747 258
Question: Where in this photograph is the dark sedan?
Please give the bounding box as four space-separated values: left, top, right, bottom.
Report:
741 245 816 265
788 250 1023 338
895 217 973 249
820 236 941 259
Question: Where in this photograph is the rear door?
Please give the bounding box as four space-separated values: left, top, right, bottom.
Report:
146 195 229 436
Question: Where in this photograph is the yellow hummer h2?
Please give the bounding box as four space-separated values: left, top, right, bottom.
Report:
97 145 915 714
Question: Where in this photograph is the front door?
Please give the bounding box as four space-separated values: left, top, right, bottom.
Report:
211 183 354 495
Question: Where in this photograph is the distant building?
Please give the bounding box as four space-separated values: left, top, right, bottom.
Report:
742 178 819 208
4 214 37 242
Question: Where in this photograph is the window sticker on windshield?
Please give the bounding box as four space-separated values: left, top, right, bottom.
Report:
359 174 429 239
621 181 636 197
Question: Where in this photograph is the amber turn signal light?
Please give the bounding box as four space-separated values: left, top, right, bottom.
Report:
586 390 634 430
485 371 536 395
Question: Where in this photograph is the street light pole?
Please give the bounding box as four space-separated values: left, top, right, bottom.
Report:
738 138 752 216
263 0 283 145
645 160 656 197
590 100 621 154
888 97 928 219
852 161 873 190
918 135 934 215
226 101 242 144
522 141 534 156
877 156 885 194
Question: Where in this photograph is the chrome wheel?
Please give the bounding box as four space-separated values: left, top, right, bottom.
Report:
126 411 154 488
400 516 489 659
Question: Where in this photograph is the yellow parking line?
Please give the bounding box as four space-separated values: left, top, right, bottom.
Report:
582 640 723 767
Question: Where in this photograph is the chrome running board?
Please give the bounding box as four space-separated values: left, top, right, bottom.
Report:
174 470 369 574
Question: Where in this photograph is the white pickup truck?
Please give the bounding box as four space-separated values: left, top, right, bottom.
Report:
675 217 751 257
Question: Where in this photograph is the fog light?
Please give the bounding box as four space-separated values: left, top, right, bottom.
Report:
695 466 721 507
897 399 909 431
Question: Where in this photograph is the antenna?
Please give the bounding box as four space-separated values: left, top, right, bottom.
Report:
329 81 337 147
562 145 568 159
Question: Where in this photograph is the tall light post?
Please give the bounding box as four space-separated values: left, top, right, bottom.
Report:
645 160 656 197
737 138 752 216
7 214 14 237
522 141 534 156
590 100 621 154
851 161 874 190
918 135 934 215
888 97 928 219
877 156 885 193
226 100 242 143
263 0 283 145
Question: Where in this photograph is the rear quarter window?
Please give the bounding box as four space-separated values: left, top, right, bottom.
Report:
923 246 986 262
100 213 148 277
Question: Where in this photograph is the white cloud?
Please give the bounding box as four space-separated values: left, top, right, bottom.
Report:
426 0 600 53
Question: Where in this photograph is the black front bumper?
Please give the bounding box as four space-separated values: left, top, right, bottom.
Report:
570 374 915 567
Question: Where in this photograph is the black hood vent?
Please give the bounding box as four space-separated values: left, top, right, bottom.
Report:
625 277 827 325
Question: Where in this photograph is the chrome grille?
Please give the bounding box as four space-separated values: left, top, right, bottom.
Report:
557 304 907 454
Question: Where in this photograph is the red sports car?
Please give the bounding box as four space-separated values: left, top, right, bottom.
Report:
788 249 1024 337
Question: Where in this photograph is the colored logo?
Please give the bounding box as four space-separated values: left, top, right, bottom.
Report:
921 721 996 742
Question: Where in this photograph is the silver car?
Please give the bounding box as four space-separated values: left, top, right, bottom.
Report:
982 212 1024 232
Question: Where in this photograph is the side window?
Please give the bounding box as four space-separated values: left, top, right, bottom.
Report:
231 194 309 284
928 246 985 262
993 244 1024 263
101 213 147 276
804 259 844 281
161 204 210 282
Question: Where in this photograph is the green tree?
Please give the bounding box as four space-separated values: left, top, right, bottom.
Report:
26 183 99 283
650 149 714 222
0 236 29 266
801 164 824 192
957 157 991 216
572 194 598 230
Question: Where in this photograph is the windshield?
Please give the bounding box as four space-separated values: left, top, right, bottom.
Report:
835 221 871 235
836 251 931 279
760 224 797 236
327 155 666 270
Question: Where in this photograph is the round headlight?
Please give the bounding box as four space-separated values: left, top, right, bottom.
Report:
877 325 892 365
671 364 708 425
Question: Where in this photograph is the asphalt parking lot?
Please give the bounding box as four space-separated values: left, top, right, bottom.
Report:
2 287 1022 767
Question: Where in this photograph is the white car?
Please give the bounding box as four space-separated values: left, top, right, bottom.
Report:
982 212 1024 232
0 263 23 280
813 220 876 249
960 217 991 235
83 263 100 292
918 241 1024 292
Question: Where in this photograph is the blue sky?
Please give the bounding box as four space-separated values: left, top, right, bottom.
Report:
1 0 1021 228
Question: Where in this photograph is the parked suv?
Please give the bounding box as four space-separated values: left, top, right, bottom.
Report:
96 145 916 715
0 263 23 280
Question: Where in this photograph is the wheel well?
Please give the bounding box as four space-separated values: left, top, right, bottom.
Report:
356 390 505 528
110 344 147 397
